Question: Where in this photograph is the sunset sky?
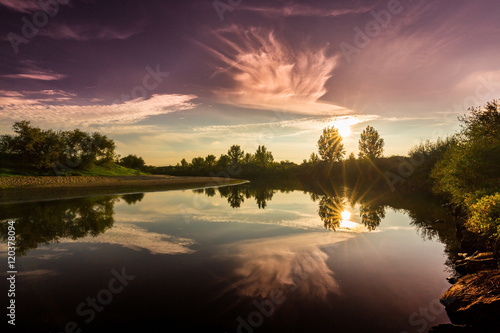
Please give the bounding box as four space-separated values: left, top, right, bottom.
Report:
1 0 500 165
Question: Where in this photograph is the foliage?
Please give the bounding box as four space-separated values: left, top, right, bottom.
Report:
227 145 244 165
405 136 458 191
253 145 274 167
466 193 500 240
358 125 384 159
308 152 320 164
431 101 500 205
317 126 345 162
460 100 500 141
118 154 146 171
1 121 116 171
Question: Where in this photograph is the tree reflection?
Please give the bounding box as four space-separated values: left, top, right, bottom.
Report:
254 187 274 209
121 193 144 205
359 202 386 231
0 196 116 256
318 195 345 231
215 185 275 209
218 186 245 208
204 187 216 197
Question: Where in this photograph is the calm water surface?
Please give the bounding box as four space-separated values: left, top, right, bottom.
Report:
0 182 457 332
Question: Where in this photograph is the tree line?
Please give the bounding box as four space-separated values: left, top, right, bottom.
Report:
152 124 386 179
0 120 147 173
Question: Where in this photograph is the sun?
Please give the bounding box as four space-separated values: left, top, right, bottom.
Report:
337 123 352 138
340 210 351 222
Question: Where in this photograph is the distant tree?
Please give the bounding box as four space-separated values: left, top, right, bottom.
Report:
205 154 217 167
243 152 253 164
308 152 320 163
119 154 145 170
317 126 345 162
358 125 384 159
180 158 189 168
191 157 206 169
217 154 231 169
253 145 274 167
227 145 244 165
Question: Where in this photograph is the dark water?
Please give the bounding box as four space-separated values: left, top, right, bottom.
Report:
0 182 459 333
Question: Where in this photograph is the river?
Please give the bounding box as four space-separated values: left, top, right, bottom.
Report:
0 181 459 332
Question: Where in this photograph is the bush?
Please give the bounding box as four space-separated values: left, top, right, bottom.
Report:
466 193 500 240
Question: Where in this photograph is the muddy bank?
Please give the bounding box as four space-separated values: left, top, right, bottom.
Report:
0 175 247 203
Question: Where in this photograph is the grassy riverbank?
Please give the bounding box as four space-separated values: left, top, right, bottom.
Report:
0 175 246 204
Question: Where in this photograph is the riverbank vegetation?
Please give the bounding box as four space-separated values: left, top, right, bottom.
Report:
0 121 146 176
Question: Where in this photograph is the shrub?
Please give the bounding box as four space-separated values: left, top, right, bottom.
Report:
466 193 500 240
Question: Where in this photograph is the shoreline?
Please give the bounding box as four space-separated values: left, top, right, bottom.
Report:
0 175 248 204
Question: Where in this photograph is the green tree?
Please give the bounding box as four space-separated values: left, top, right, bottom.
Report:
432 101 500 205
217 154 231 169
180 158 189 168
308 152 320 164
227 145 244 165
243 152 253 164
253 145 274 167
358 125 384 159
317 126 345 162
191 157 206 169
119 154 145 170
205 154 217 167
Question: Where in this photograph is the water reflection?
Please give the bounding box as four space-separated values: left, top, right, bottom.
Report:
0 194 142 256
203 183 387 232
318 195 345 230
0 182 458 265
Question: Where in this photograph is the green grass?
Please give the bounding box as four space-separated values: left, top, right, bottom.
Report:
77 165 149 176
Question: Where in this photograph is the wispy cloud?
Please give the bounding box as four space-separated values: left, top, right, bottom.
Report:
1 61 67 81
239 3 373 18
216 232 353 299
1 73 66 80
199 26 349 115
63 224 196 255
0 92 198 127
40 23 143 41
194 115 379 134
0 0 40 13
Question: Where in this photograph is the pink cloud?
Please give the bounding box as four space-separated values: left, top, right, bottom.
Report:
0 93 198 127
239 3 373 18
40 24 142 41
199 27 349 116
0 0 40 13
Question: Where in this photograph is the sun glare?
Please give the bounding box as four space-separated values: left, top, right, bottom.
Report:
340 210 351 222
337 123 352 138
329 116 361 138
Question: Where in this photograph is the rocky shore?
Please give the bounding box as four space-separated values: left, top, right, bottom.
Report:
429 220 500 332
